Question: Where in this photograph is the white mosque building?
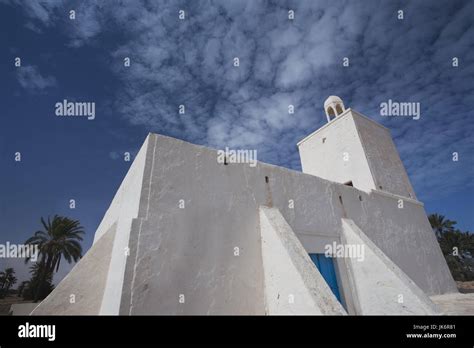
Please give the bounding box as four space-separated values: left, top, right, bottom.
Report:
27 96 460 315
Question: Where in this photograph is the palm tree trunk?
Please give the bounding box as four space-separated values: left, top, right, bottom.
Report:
33 254 53 302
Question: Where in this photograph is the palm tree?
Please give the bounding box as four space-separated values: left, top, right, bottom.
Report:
17 281 30 297
25 215 84 301
428 213 456 238
4 269 17 292
22 263 54 301
0 268 17 295
429 213 474 281
438 230 472 256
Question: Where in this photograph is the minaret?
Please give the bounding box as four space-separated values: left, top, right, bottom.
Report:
324 95 346 122
297 96 417 200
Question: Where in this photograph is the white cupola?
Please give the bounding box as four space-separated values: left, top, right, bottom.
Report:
324 96 345 122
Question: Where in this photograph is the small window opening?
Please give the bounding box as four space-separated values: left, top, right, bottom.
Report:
338 195 343 205
322 137 327 144
327 106 336 121
379 185 383 189
224 156 228 165
265 176 269 183
359 195 363 201
343 181 353 187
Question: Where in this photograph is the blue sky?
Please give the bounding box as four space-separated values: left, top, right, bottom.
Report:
0 0 473 284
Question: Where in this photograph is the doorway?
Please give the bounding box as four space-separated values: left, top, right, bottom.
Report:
309 253 342 302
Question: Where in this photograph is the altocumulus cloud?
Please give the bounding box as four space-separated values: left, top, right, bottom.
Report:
6 0 474 200
16 65 57 93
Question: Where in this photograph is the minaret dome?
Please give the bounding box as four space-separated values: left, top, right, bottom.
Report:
324 96 345 122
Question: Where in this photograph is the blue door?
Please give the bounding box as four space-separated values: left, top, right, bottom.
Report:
309 253 341 302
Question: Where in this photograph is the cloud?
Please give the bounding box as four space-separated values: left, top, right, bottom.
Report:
1 0 62 32
67 2 103 47
16 65 57 93
8 0 474 200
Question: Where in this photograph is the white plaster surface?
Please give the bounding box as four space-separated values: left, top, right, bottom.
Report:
96 135 151 314
341 218 441 315
35 127 457 314
298 109 375 193
297 109 416 199
30 225 116 315
260 206 346 315
342 187 457 295
352 110 417 199
120 134 454 314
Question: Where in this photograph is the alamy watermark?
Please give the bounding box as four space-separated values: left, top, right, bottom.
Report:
55 99 95 120
380 99 420 120
217 147 257 167
18 322 55 341
0 242 38 262
324 242 365 262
